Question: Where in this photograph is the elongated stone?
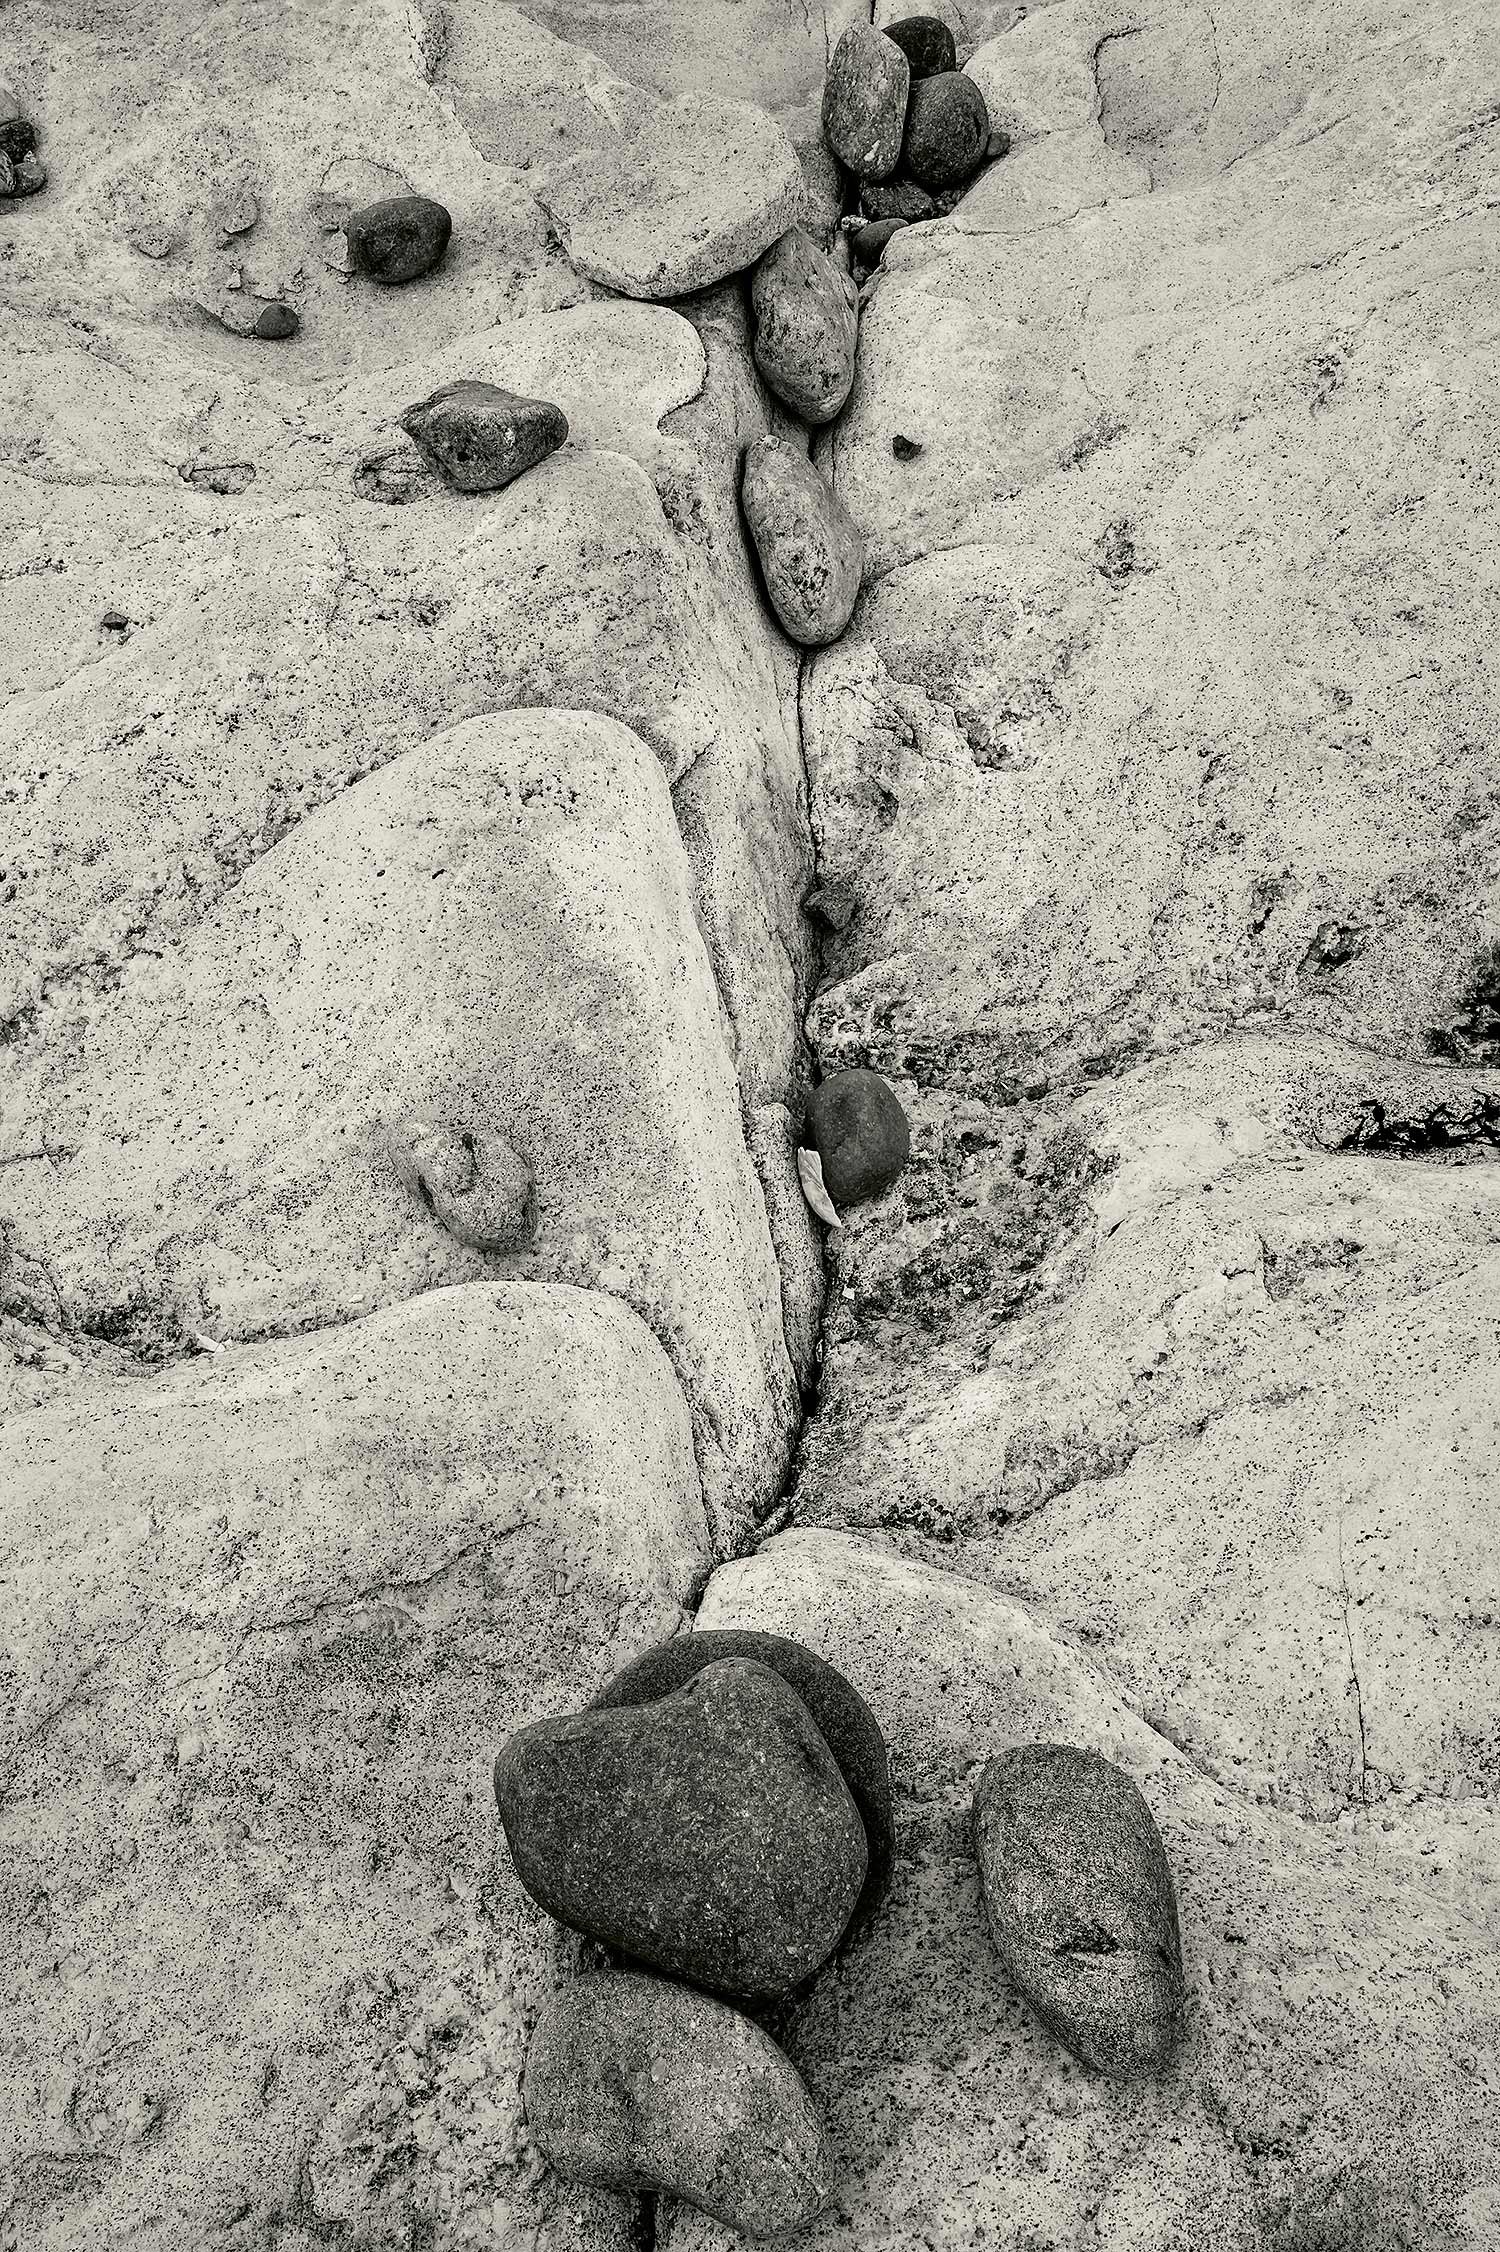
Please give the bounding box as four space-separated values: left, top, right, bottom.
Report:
902 70 991 191
804 1068 910 1205
822 25 910 182
400 380 567 495
741 435 863 648
973 1743 1187 2077
524 1974 834 2237
494 1657 867 1999
751 227 858 426
591 1627 894 1926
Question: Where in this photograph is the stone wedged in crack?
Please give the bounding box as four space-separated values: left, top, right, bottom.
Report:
804 1067 910 1205
345 193 452 284
524 1972 835 2238
883 15 959 80
385 1117 538 1251
538 92 803 300
822 25 910 181
741 434 863 647
494 1657 867 1999
750 226 858 425
902 70 991 190
851 217 907 270
589 1626 895 1927
400 380 568 495
973 1742 1186 2078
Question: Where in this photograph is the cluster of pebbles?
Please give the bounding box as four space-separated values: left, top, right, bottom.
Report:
496 1634 1186 2237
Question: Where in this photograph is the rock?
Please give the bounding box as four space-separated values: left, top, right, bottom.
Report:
891 432 923 459
538 92 803 300
385 1117 538 1251
860 175 937 221
851 218 906 269
399 379 568 495
493 1656 868 1999
0 152 12 197
253 302 298 341
0 96 35 162
524 1973 834 2237
2 147 44 197
822 25 910 182
741 434 864 647
902 70 991 190
882 14 958 79
750 227 858 426
589 1627 895 1925
804 1067 910 1204
973 1742 1186 2078
344 193 452 284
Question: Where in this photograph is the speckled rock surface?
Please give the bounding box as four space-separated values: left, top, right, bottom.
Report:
525 1974 834 2235
822 26 911 181
400 378 567 492
589 1628 895 1925
495 1657 867 1998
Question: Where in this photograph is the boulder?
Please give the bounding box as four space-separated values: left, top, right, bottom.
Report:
400 378 568 493
345 193 452 283
804 1068 911 1205
750 227 859 425
882 16 958 80
901 71 991 190
822 26 910 181
741 434 864 646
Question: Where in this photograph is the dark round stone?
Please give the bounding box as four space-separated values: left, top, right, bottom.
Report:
400 379 568 496
0 113 36 163
345 193 452 285
902 70 990 191
494 1657 868 2000
860 175 937 222
591 1628 895 1929
804 1067 911 1205
851 218 906 269
892 433 924 460
750 226 858 425
973 1743 1186 2078
882 14 958 80
254 302 299 341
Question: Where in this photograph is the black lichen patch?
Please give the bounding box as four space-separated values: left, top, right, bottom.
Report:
1336 1096 1500 1158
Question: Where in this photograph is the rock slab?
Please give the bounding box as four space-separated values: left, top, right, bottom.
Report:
822 26 911 181
590 1627 895 1926
973 1742 1186 2078
741 435 864 647
400 379 568 494
494 1657 868 1998
524 1973 834 2237
751 227 859 426
539 92 804 300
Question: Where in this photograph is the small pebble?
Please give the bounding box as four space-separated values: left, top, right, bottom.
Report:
344 193 452 285
591 1628 895 1928
860 176 937 221
254 302 299 341
101 612 130 634
750 226 858 425
741 434 864 648
400 380 567 496
494 1657 867 2000
851 218 906 269
882 14 958 79
822 25 910 181
524 1974 835 2238
804 1068 910 1205
973 1743 1186 2078
902 70 991 191
892 433 924 460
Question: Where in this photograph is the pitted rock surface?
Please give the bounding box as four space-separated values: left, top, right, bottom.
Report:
524 1973 834 2235
494 1657 868 1998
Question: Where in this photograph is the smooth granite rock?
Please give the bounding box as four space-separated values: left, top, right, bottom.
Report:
882 15 958 80
345 193 452 283
524 1974 834 2237
589 1628 895 1925
973 1742 1186 2077
741 434 864 647
400 378 568 493
538 91 804 299
804 1068 911 1205
494 1657 868 1998
750 227 858 425
901 70 990 190
822 26 911 181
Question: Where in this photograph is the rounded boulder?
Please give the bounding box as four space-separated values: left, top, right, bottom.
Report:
399 380 567 496
494 1657 868 2000
902 71 991 191
973 1742 1187 2078
750 226 858 426
741 435 863 648
804 1068 911 1206
345 193 452 285
524 1973 834 2238
882 14 958 80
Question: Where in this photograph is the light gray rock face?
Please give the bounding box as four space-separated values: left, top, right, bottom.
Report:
750 227 859 426
524 1975 834 2236
742 435 865 647
537 90 805 299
